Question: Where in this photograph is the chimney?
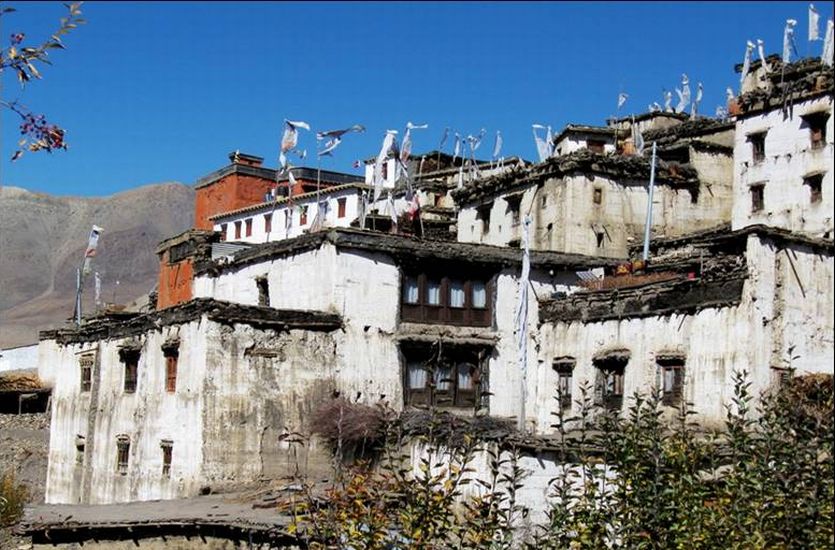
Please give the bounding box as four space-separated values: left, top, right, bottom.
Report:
228 151 264 167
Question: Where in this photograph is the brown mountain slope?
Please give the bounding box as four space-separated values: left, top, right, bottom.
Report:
0 183 195 347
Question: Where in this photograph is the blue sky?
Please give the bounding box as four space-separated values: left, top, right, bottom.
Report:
1 1 831 197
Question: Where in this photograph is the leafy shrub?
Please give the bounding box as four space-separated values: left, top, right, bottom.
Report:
0 470 29 528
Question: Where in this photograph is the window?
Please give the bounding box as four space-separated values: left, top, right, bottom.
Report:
553 357 575 411
119 349 140 394
593 188 603 205
234 221 242 240
116 436 130 475
804 174 823 204
79 354 93 392
540 195 548 208
476 203 492 234
256 276 270 307
771 366 793 389
245 218 253 237
76 435 85 466
264 213 272 233
594 351 629 411
803 112 829 150
750 183 765 213
658 356 685 407
749 131 766 163
403 346 484 409
300 206 308 226
337 197 347 218
401 272 492 327
161 440 173 477
402 275 419 304
220 224 227 241
506 196 522 226
588 139 606 154
596 231 605 248
163 346 179 393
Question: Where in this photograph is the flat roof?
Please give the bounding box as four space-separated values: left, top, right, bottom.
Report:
209 183 373 222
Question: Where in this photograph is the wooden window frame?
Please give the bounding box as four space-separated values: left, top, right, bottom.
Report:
403 346 485 409
750 183 765 213
658 357 685 407
476 203 492 234
245 218 253 237
234 221 242 240
163 346 179 393
116 436 130 475
79 354 93 393
264 213 272 233
400 271 493 327
219 224 227 241
748 131 767 163
593 187 603 205
594 356 627 411
161 440 173 477
300 206 308 226
337 197 347 218
553 357 576 411
803 112 829 150
587 139 606 154
120 349 140 394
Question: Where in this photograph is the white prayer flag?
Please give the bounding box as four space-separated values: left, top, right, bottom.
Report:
532 124 550 162
809 5 821 41
316 124 364 141
675 74 690 113
726 87 735 103
649 102 661 112
757 39 770 73
783 19 798 63
439 127 450 151
514 215 532 429
741 41 755 85
617 92 629 109
453 133 461 161
823 19 834 67
400 122 427 164
82 225 103 275
373 131 397 201
493 130 503 160
94 272 101 308
663 90 673 112
280 119 310 168
631 117 644 154
318 137 342 157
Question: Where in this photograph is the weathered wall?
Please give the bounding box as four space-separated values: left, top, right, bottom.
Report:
553 132 616 156
32 537 289 549
732 95 834 235
456 172 726 258
156 254 194 310
0 343 38 373
535 233 834 430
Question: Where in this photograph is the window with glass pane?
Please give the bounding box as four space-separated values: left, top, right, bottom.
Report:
449 280 465 308
427 280 441 305
403 276 419 304
436 364 453 391
472 281 487 308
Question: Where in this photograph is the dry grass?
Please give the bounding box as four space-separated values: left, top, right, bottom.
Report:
0 470 29 527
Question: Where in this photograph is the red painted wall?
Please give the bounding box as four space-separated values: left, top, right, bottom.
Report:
157 253 194 309
194 173 276 230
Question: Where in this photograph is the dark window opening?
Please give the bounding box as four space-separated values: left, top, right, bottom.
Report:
658 357 685 407
749 132 767 163
119 349 140 394
588 139 606 154
476 203 492 234
541 195 548 208
506 196 522 226
337 197 347 218
772 366 793 389
403 346 485 409
300 206 308 226
803 112 829 150
168 241 195 264
804 174 823 204
163 346 179 393
593 187 603 205
79 354 93 393
596 231 605 248
401 271 493 327
161 440 173 477
234 221 242 240
553 357 575 411
750 183 765 213
264 213 272 233
594 352 629 411
116 436 130 475
256 276 269 307
76 436 85 466
245 218 253 237
219 224 227 241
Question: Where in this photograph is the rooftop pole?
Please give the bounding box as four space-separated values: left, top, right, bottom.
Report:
642 141 658 262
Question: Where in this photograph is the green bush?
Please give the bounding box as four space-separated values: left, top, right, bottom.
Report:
293 371 834 549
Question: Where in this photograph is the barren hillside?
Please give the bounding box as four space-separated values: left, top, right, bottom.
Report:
0 183 195 347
